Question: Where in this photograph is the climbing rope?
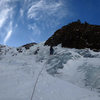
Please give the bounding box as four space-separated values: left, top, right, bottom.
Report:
30 62 45 100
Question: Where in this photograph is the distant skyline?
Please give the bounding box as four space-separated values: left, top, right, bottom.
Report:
0 0 100 47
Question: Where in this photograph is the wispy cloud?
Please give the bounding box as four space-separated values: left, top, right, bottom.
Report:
28 23 41 35
29 37 35 43
26 0 69 37
0 8 12 28
27 0 63 20
0 0 13 29
20 8 24 17
0 0 14 45
4 22 13 44
0 0 71 46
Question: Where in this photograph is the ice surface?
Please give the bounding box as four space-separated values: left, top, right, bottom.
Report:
0 43 100 100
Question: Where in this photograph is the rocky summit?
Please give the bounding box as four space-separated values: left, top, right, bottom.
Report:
17 42 37 52
45 20 100 51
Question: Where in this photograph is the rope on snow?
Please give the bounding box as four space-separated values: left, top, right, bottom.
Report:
30 63 45 100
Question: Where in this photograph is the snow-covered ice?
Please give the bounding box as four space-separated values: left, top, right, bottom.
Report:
0 43 100 100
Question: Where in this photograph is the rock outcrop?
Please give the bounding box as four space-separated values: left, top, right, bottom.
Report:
45 20 100 51
17 42 37 52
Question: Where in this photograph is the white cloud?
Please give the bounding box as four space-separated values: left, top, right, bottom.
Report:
4 22 13 44
29 37 35 42
15 24 18 28
0 8 12 28
26 0 69 30
28 24 41 35
20 8 24 17
0 0 13 29
0 0 14 45
27 0 63 20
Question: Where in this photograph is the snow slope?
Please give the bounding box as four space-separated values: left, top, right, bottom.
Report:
0 43 100 100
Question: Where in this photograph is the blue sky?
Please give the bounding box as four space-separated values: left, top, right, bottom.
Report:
0 0 100 47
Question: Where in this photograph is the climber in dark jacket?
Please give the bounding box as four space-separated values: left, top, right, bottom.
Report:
50 46 54 55
34 47 39 55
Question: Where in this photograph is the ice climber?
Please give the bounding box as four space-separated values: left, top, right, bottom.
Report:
50 46 54 55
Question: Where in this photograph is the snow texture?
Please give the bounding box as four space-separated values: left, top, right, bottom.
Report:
0 43 100 100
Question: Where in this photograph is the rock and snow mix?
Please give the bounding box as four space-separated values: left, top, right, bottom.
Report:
0 43 100 100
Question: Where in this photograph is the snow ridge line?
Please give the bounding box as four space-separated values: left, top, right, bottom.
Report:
30 62 45 100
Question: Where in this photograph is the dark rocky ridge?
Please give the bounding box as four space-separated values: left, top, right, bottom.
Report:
21 42 37 49
17 42 37 52
45 20 100 51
